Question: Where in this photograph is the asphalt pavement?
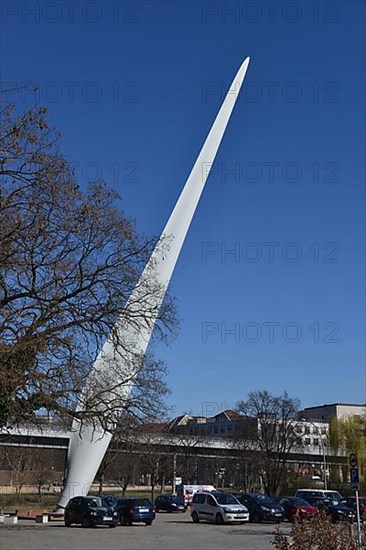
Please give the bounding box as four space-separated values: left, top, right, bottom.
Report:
0 511 291 550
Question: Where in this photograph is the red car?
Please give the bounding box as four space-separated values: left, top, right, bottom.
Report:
275 497 318 522
340 496 366 517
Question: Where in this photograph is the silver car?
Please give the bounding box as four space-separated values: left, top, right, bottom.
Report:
191 492 249 524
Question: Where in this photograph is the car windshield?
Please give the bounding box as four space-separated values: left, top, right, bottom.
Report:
101 496 117 506
291 498 312 506
86 497 103 508
214 493 239 505
300 491 323 498
325 492 342 500
254 494 275 506
126 499 151 507
168 496 183 503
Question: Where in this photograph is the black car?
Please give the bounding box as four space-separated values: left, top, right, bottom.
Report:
64 496 118 527
155 495 186 513
314 499 356 523
233 493 284 523
115 497 156 526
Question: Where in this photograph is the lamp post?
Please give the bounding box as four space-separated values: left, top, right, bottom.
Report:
320 437 328 490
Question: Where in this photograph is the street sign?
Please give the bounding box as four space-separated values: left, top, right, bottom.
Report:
349 453 358 468
350 467 359 489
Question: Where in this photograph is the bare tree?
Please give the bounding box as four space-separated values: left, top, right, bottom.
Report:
2 446 35 495
175 433 202 485
34 456 53 501
137 430 166 502
0 100 177 429
236 390 303 496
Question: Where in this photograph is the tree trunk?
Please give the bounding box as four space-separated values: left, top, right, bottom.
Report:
98 472 104 495
160 473 165 494
122 476 129 496
150 473 155 502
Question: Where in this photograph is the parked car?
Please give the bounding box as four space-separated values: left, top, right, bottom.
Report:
191 491 249 524
340 496 366 516
155 495 186 513
322 490 343 502
115 497 155 526
314 499 356 523
233 493 284 523
64 496 118 528
295 489 342 503
274 496 318 522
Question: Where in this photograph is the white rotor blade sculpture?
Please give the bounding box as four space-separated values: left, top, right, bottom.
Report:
56 57 250 511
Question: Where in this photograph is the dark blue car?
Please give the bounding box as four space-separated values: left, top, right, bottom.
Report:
233 493 284 523
115 497 155 526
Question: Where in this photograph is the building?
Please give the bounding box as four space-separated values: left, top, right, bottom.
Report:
301 403 366 422
167 409 250 438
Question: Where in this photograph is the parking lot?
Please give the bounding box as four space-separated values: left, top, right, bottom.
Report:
1 512 291 550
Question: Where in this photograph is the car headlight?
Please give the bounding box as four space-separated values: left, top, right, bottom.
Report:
90 511 98 516
113 512 118 516
261 506 271 512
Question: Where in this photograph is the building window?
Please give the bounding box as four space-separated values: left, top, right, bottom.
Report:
228 424 233 431
313 438 319 446
214 426 219 434
313 427 319 435
305 437 311 445
321 427 327 435
305 426 311 435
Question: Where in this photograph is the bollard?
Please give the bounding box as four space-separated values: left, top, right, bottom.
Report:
35 514 49 524
5 516 18 525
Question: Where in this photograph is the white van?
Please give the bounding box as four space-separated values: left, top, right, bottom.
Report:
177 484 216 505
191 491 249 524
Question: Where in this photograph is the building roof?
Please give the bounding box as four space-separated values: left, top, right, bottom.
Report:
213 410 243 421
304 403 365 409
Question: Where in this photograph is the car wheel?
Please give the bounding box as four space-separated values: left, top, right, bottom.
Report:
119 514 126 526
64 518 72 527
216 513 224 525
192 511 199 523
145 521 152 526
81 516 91 528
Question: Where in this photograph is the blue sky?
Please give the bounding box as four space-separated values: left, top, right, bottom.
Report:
1 1 365 416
